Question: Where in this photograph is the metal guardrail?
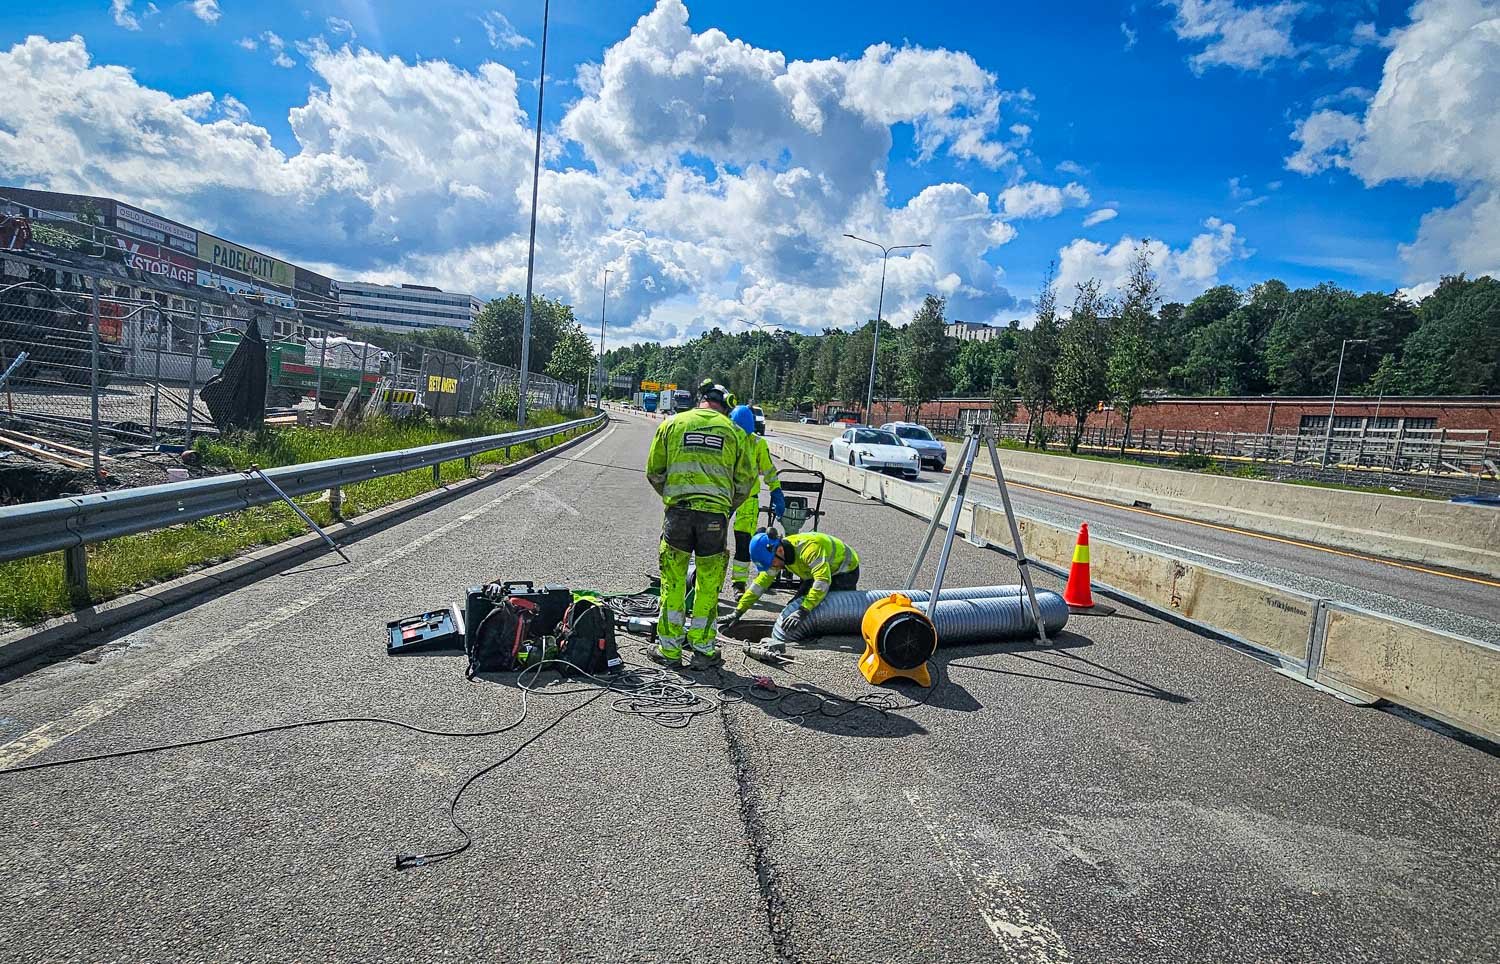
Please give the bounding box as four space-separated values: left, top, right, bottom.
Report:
0 412 606 599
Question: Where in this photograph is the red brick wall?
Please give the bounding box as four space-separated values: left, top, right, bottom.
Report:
824 397 1500 436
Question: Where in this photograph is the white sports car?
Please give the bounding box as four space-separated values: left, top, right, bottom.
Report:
829 427 921 480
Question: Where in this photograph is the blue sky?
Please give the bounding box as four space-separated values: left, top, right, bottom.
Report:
1 1 1493 340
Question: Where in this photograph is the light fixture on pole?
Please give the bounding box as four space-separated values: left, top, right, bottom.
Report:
1322 337 1368 468
843 234 930 423
516 0 550 426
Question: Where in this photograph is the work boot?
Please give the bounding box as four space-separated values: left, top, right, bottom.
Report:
686 647 724 671
731 580 747 594
648 643 684 668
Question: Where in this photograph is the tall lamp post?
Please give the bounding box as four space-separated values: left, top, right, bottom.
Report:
1322 337 1368 468
843 234 929 423
516 0 550 426
745 319 781 404
592 267 610 406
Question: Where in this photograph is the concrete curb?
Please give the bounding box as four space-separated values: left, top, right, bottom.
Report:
0 419 608 670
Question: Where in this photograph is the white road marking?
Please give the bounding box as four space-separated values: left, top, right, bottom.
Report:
1116 531 1241 567
903 788 1073 964
0 427 617 769
527 485 581 517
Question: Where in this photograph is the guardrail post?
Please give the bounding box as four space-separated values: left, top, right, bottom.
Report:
464 455 472 475
64 545 89 606
328 485 343 521
432 461 442 485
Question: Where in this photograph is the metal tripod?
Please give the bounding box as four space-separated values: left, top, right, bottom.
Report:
903 423 1050 644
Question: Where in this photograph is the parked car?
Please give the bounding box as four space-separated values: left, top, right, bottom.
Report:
880 421 947 471
829 427 920 480
799 415 818 424
751 404 767 435
827 409 862 426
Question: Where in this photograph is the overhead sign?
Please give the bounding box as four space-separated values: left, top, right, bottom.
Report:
115 238 196 285
641 381 661 391
197 233 293 289
115 204 197 254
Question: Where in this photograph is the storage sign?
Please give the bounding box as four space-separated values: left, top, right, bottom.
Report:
197 233 293 288
116 238 196 284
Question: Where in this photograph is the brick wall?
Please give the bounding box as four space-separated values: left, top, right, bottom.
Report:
824 396 1500 436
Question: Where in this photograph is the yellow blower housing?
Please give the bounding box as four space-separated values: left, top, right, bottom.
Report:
859 593 937 687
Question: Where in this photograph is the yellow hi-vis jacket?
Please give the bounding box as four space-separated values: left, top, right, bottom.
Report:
736 531 860 613
733 434 782 532
646 407 756 517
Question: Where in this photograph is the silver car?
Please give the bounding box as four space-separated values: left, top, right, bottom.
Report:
881 421 947 471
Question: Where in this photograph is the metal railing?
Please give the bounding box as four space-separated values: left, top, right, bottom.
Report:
0 411 605 602
951 411 1498 497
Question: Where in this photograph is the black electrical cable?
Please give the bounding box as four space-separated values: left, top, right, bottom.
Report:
0 632 940 869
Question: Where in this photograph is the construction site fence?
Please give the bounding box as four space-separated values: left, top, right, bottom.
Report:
948 410 1498 498
0 252 579 476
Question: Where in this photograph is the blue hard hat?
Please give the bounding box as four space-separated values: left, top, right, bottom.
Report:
729 404 757 435
749 530 780 571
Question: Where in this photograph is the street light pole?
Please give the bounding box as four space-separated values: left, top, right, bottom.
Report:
843 234 929 423
1322 337 1368 468
516 0 550 426
593 266 609 405
745 319 780 404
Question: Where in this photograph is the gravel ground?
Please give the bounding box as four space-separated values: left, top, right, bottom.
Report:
777 433 1500 642
0 411 1496 963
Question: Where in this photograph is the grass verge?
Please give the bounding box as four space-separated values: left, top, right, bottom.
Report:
0 410 586 626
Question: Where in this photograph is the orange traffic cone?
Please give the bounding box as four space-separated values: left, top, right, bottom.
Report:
1063 523 1096 610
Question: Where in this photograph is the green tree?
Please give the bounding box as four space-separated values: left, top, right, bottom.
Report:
545 323 596 396
1106 242 1162 452
1016 264 1061 448
471 293 574 375
1264 283 1373 394
896 295 955 419
811 330 843 406
1400 276 1500 394
839 322 876 411
1055 279 1112 453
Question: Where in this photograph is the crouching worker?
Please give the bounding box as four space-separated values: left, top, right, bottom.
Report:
717 528 860 642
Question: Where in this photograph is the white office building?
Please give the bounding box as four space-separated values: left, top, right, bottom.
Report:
945 320 1002 342
337 281 482 334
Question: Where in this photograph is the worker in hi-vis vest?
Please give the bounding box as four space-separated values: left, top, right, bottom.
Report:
717 528 861 640
645 379 756 669
727 404 785 592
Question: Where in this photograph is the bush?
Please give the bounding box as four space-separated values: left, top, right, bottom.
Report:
1171 452 1214 471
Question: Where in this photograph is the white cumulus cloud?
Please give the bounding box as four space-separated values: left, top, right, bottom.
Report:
1163 0 1305 73
111 0 140 31
188 0 220 25
1054 218 1249 305
0 1 1089 339
998 181 1089 219
1284 0 1500 280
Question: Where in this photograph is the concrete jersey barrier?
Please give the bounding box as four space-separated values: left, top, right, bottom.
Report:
765 434 1500 745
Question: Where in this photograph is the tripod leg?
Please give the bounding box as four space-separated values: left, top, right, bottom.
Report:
984 435 1049 644
903 433 973 590
928 434 978 603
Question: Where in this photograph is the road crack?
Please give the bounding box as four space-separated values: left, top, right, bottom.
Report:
719 707 805 964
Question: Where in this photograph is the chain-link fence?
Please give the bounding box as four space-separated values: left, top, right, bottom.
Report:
0 251 577 481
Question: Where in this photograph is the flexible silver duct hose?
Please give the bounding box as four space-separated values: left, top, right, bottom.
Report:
774 585 1067 642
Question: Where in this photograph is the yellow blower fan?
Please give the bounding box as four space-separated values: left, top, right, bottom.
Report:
859 593 937 687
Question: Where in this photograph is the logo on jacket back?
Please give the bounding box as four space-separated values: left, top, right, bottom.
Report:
682 431 725 451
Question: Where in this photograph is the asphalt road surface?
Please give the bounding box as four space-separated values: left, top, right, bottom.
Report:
1 411 1496 962
773 430 1500 643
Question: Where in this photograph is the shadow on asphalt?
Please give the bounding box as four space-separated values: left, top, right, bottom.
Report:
943 631 1191 704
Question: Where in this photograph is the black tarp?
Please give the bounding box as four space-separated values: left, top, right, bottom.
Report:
199 321 267 431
